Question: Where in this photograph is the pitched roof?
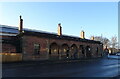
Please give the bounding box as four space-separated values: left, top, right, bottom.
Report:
0 24 102 44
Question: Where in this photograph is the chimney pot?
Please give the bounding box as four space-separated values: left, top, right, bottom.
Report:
20 15 21 19
19 15 23 34
91 36 94 40
80 30 85 39
58 23 62 36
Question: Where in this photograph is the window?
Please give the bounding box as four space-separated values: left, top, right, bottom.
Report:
34 44 40 55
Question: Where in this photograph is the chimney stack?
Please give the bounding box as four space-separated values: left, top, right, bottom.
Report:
80 30 85 39
58 23 62 36
91 36 94 40
19 15 23 34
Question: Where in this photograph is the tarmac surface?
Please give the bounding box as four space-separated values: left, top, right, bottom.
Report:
2 56 120 78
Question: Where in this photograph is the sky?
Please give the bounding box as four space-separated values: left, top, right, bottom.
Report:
0 2 118 40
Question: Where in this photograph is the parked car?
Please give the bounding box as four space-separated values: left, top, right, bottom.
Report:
108 53 120 59
116 52 120 56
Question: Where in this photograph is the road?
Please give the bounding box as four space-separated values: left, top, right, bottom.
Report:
2 56 120 78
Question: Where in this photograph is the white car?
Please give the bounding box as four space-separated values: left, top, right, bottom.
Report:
116 52 120 56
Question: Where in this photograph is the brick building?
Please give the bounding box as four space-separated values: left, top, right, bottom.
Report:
1 16 103 61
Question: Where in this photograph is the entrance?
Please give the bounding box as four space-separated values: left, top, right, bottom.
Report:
86 46 91 58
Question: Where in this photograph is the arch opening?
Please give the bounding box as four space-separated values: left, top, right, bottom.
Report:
70 44 78 59
61 44 69 59
79 45 85 58
86 46 91 58
96 47 99 56
49 42 59 59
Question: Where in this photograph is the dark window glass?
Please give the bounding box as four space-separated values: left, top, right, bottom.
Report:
34 44 40 55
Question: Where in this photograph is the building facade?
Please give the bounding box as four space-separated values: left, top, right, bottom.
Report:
1 16 103 61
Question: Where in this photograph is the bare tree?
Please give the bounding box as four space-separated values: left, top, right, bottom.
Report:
90 36 110 48
90 35 118 53
102 37 110 48
110 36 118 49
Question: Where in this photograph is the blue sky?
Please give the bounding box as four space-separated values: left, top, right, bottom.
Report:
0 2 118 39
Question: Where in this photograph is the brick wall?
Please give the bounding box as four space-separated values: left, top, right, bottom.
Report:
22 35 103 61
2 43 16 53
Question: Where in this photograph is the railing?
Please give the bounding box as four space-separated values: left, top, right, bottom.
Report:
0 53 22 62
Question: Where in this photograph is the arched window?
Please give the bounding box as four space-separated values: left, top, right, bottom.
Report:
49 43 59 55
71 44 78 59
80 45 84 54
86 46 91 58
96 47 98 53
61 44 69 58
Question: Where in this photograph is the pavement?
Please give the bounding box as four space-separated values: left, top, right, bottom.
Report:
2 57 103 69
